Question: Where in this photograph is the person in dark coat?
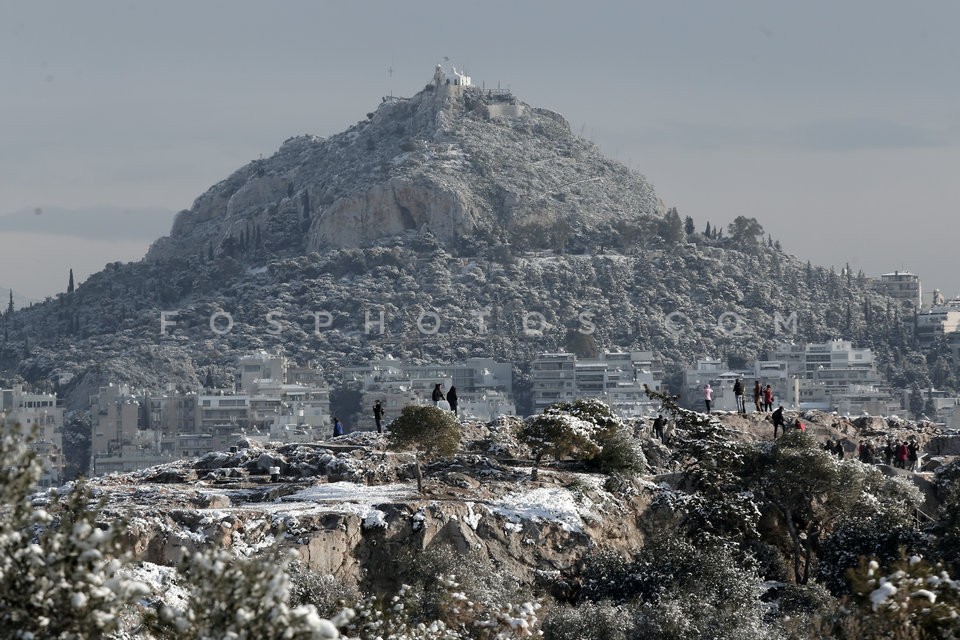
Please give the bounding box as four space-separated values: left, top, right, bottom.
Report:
332 417 344 437
884 439 895 466
834 439 845 459
446 386 459 416
373 400 384 434
653 414 666 441
771 405 786 438
431 383 444 407
908 440 919 471
753 380 763 412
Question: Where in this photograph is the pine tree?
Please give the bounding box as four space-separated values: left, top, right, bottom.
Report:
67 269 75 294
705 221 712 238
6 290 12 315
684 215 695 237
660 207 684 245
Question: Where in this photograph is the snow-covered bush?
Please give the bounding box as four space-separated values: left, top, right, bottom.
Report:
836 556 960 638
145 547 338 639
388 405 462 492
289 563 360 618
591 425 646 476
563 537 782 640
518 399 641 479
388 406 461 459
541 601 629 640
390 544 528 628
932 459 960 563
0 423 150 639
517 413 602 479
339 580 542 640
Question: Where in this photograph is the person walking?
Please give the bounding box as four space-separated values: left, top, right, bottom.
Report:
733 378 746 414
753 380 763 412
446 385 459 416
703 383 713 414
373 400 384 434
771 405 785 438
431 383 444 407
332 416 344 437
763 385 774 412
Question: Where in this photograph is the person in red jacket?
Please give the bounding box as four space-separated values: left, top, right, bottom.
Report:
763 384 774 412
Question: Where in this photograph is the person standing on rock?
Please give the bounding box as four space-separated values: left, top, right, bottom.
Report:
896 441 908 469
753 380 763 412
432 383 444 407
653 414 666 441
703 383 713 414
733 378 745 414
332 416 344 437
446 385 459 417
373 400 384 434
908 440 919 471
884 439 895 466
834 439 845 459
763 384 774 412
772 405 785 438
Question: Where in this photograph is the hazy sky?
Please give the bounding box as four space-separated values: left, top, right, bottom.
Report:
2 1 958 300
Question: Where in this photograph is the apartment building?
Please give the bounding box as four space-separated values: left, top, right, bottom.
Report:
1 385 65 487
531 351 662 417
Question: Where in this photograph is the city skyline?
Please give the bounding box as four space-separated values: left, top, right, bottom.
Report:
2 1 958 299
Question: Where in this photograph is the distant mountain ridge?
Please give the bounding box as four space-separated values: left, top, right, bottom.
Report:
0 206 175 242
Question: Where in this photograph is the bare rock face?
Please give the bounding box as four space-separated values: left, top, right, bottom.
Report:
307 178 479 249
88 435 655 590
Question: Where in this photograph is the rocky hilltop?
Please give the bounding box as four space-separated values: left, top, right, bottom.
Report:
147 67 663 262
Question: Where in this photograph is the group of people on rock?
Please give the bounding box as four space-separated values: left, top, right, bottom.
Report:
732 378 775 414
431 383 458 415
821 437 921 470
702 378 775 415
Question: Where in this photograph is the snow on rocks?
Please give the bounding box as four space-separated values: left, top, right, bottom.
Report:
491 487 596 533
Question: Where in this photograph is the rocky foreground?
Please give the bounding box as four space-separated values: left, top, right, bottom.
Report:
65 409 957 593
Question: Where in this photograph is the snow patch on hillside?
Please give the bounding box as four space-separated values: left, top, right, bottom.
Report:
491 487 595 533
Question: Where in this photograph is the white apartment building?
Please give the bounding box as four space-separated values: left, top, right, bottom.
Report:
763 340 891 413
531 351 663 417
916 299 960 348
879 271 922 312
88 353 332 476
2 385 65 487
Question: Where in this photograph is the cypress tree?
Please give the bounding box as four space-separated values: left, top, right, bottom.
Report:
68 269 75 294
